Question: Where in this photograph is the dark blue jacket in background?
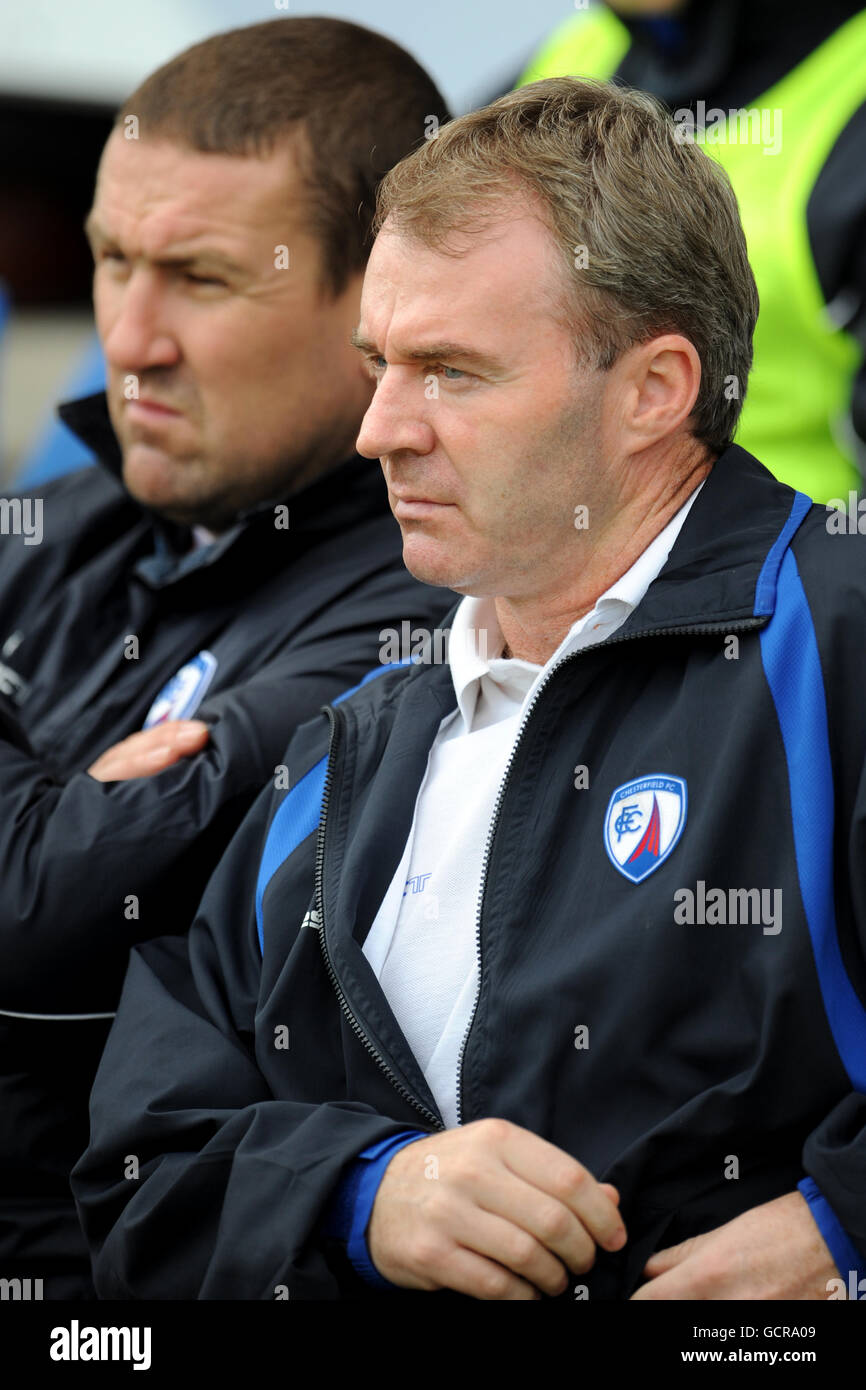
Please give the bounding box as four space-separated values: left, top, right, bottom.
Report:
0 391 452 1297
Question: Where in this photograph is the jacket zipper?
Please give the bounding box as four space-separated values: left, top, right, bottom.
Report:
454 616 767 1124
313 703 444 1131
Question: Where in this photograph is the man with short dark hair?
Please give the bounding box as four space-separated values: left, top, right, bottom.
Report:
0 18 452 1298
75 78 866 1301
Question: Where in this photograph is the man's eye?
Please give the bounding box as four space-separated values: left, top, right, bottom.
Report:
442 366 465 380
185 273 225 288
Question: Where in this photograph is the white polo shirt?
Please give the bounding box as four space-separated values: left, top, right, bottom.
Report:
362 486 703 1126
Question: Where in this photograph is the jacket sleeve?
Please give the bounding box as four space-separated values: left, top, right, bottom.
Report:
0 569 452 1015
70 775 419 1300
798 747 866 1267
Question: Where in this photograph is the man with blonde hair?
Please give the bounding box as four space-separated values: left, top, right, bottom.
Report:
75 78 866 1301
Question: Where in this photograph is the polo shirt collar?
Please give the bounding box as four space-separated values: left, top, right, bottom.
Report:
448 481 705 732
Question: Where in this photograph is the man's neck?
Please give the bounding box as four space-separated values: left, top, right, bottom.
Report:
495 452 712 665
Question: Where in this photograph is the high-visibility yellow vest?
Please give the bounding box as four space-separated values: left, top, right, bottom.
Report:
519 6 866 501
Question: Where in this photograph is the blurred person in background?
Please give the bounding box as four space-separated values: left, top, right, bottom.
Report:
0 17 452 1299
516 0 866 504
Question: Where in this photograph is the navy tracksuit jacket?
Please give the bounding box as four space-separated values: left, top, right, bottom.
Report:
73 444 866 1299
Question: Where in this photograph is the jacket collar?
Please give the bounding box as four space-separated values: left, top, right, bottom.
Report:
57 391 392 593
423 444 812 658
613 443 811 637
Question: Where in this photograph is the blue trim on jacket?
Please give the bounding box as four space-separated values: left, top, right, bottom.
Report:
322 1131 426 1290
255 756 327 954
753 490 812 617
255 662 411 953
758 545 866 1091
798 1177 866 1282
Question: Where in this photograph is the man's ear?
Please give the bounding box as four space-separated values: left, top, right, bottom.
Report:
615 334 702 452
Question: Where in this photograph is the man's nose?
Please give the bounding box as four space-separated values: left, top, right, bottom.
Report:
100 271 180 373
355 368 436 460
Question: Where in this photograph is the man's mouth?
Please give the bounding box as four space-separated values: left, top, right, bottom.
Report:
391 496 453 519
126 397 183 418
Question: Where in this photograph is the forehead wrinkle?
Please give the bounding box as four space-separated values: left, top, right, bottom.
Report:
89 198 261 267
352 327 496 361
92 148 302 262
359 220 566 375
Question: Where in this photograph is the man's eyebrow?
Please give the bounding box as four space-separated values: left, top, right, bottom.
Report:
156 250 248 276
351 330 503 369
351 331 378 353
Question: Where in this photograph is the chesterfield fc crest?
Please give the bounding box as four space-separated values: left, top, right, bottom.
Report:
604 775 687 883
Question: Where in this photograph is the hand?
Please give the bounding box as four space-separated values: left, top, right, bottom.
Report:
366 1116 625 1300
87 720 210 781
630 1191 837 1299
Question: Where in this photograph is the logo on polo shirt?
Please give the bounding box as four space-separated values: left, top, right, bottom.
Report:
142 650 217 729
604 774 687 883
403 873 432 896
